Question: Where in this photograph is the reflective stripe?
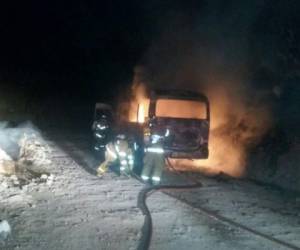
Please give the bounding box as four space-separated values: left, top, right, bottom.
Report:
165 129 170 137
98 168 106 173
145 147 164 154
152 176 161 182
120 166 125 171
106 146 117 159
128 155 133 160
94 146 100 151
151 134 161 143
128 159 134 165
95 133 103 138
97 124 107 130
119 151 126 157
121 160 127 165
141 175 149 180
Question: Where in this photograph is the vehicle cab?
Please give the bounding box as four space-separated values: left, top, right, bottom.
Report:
145 89 210 159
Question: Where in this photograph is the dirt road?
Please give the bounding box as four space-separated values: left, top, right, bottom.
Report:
1 129 300 250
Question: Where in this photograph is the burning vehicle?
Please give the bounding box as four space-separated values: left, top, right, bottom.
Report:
143 89 210 159
92 89 210 162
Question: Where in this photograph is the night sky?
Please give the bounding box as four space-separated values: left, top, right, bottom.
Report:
0 0 299 113
0 1 149 100
0 1 201 101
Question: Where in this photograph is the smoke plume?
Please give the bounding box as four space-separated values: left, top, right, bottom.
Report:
131 1 274 176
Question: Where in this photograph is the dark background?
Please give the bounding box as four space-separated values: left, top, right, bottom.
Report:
0 0 153 103
0 0 299 131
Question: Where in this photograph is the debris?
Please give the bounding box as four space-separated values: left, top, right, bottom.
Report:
0 148 15 176
0 160 15 176
10 175 20 186
40 174 48 180
0 220 11 241
18 133 51 166
16 133 51 181
0 132 52 187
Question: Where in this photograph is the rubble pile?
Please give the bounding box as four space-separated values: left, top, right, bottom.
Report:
17 134 51 180
0 132 52 187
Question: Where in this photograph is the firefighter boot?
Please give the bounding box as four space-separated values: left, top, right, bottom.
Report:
97 160 110 177
141 151 154 183
151 153 165 185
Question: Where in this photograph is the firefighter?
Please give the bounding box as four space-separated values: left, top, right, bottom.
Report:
97 134 134 177
141 133 165 185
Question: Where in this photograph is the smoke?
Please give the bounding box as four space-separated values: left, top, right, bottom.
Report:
171 79 272 177
131 1 274 176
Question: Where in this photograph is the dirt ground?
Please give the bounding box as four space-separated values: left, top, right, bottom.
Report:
1 129 300 250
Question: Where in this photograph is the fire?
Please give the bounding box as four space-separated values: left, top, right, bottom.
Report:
137 104 145 123
128 81 149 123
129 98 149 123
128 82 271 178
168 85 272 177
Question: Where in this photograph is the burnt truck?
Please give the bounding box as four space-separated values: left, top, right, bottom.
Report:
92 89 210 162
145 90 209 159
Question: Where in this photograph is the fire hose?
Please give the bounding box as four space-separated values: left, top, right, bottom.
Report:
134 158 203 250
134 158 300 250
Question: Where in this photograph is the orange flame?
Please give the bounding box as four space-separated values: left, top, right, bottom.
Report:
137 104 145 123
128 82 271 177
129 82 149 123
168 85 272 177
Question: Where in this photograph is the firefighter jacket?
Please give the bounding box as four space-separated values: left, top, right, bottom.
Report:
97 139 134 176
141 135 165 184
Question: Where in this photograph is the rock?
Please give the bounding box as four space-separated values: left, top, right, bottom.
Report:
1 134 52 187
47 175 55 186
9 174 20 186
16 159 50 178
48 174 54 180
10 175 18 181
17 134 51 178
40 174 48 180
0 160 15 176
47 180 53 186
0 220 11 241
0 148 15 176
1 181 9 189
